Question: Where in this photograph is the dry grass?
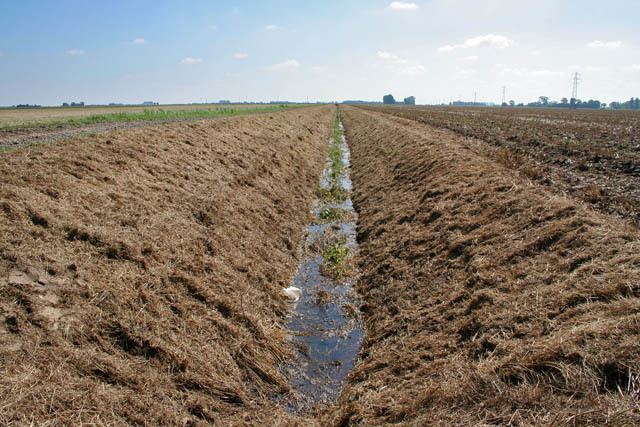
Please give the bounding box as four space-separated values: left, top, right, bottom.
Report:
0 107 333 425
323 106 640 426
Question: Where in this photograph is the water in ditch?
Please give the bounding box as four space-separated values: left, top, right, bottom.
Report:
280 116 364 413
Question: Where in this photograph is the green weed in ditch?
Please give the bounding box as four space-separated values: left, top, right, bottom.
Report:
323 241 350 279
329 144 343 180
316 185 348 203
328 108 345 180
319 207 345 221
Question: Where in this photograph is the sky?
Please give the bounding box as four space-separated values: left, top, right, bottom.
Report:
0 0 639 106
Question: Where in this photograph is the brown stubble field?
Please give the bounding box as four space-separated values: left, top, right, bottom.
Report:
361 105 640 223
0 106 332 426
325 106 640 426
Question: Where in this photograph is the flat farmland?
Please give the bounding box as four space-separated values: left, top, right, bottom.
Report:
0 103 290 128
361 105 640 223
0 104 303 149
1 104 638 426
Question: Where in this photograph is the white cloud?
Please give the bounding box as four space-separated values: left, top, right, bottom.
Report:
461 55 479 61
311 65 327 73
453 68 477 79
388 2 419 10
208 25 217 30
567 64 608 73
585 65 604 72
267 59 300 71
376 51 426 75
264 24 280 31
586 40 623 49
66 48 84 56
377 51 408 64
497 65 561 78
232 53 249 59
438 34 512 52
401 64 426 75
529 69 562 77
624 64 640 72
133 38 147 45
180 57 202 65
531 50 542 57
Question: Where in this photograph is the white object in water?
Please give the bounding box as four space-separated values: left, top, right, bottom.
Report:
282 286 302 302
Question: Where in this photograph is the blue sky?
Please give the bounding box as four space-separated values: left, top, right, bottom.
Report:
0 0 638 105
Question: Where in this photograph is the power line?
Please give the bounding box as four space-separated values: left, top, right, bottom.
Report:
571 72 581 100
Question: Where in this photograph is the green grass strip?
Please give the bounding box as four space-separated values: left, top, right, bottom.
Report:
0 104 304 131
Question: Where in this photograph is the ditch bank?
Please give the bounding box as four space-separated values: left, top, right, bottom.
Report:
0 106 333 425
325 106 640 426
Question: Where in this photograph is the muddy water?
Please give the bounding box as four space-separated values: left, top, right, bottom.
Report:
281 120 363 412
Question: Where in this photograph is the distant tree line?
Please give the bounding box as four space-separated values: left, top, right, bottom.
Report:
519 97 604 109
14 104 42 108
62 102 85 107
610 97 640 110
451 101 489 107
383 94 416 105
502 96 640 110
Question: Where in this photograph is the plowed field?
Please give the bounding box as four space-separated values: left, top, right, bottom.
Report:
360 105 640 223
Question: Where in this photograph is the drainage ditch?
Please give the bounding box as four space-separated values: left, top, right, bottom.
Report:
280 107 363 413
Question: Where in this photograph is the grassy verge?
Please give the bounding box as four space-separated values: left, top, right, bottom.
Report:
0 104 302 131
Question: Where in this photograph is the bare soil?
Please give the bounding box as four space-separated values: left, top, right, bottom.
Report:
325 106 640 426
0 107 332 426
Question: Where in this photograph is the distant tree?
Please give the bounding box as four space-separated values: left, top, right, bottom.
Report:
582 99 601 109
403 96 416 105
509 100 515 106
539 96 549 105
383 94 396 105
501 102 508 107
560 97 568 104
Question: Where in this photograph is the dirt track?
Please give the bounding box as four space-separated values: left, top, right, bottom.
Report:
0 107 332 425
0 119 184 149
326 106 640 426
